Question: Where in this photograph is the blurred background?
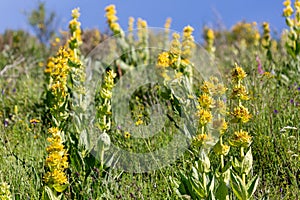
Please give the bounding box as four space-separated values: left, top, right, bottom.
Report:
0 0 286 41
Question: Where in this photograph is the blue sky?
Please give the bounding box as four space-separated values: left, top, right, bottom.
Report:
0 0 286 41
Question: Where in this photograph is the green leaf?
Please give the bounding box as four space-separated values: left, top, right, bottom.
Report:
208 175 215 198
199 150 211 173
178 171 192 195
53 183 68 193
216 181 229 200
241 147 253 174
230 171 247 200
189 175 206 199
246 175 259 199
42 186 62 200
231 157 241 173
221 164 231 186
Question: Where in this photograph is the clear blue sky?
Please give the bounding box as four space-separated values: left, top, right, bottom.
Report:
0 0 286 41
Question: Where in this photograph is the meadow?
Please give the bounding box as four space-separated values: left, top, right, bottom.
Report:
0 1 299 200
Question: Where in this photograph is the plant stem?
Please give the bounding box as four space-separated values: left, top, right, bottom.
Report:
240 146 246 184
203 172 207 196
220 136 224 169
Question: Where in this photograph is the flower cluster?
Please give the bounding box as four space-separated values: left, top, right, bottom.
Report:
43 127 68 187
69 8 82 50
182 25 195 59
231 21 260 47
105 5 122 34
229 63 252 148
194 76 229 153
97 70 117 132
157 26 195 80
0 182 12 200
282 0 300 57
43 8 85 193
261 22 271 49
203 28 215 54
45 47 71 114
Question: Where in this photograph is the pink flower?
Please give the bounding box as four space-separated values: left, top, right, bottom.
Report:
256 56 264 74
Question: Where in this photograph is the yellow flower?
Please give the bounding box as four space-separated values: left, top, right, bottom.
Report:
48 127 59 135
192 133 207 147
44 169 68 185
262 72 274 79
231 105 252 123
0 182 12 200
283 5 294 17
215 83 228 96
231 64 247 82
201 81 214 94
157 52 170 67
213 118 228 134
46 140 65 154
128 17 134 32
164 18 172 29
38 62 44 67
213 142 230 155
231 85 249 100
175 72 183 79
46 151 68 169
183 25 194 36
214 99 227 115
182 25 195 58
169 33 181 55
198 93 214 109
30 119 40 124
124 131 131 139
71 8 80 19
135 118 143 126
197 108 212 125
206 29 215 40
230 129 252 148
283 0 291 7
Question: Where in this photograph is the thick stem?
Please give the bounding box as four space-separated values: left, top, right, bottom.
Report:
203 172 207 196
240 147 246 185
220 136 224 169
240 146 244 159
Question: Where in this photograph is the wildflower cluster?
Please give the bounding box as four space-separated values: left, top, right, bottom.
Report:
127 17 135 42
199 77 230 159
194 77 228 150
203 28 215 54
97 70 116 132
182 25 195 59
229 63 254 187
157 26 195 80
282 0 300 57
137 18 149 62
0 182 12 200
43 8 85 194
261 22 271 49
163 18 172 48
231 21 260 47
43 128 68 188
105 5 123 35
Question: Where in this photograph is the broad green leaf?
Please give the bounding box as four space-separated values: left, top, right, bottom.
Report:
42 186 62 200
216 181 229 200
189 176 206 199
246 175 259 199
241 147 253 174
230 171 247 200
199 150 210 173
53 183 68 193
231 157 241 172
